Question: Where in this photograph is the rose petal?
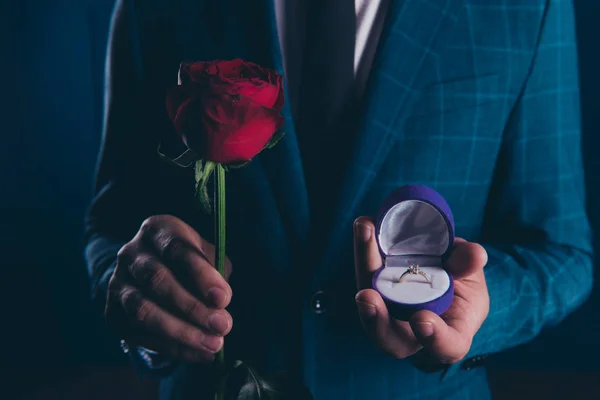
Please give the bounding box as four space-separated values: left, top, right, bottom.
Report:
171 95 208 154
218 59 245 79
166 60 286 163
272 75 285 110
166 86 189 123
207 119 277 163
185 61 218 83
200 95 283 163
238 83 279 109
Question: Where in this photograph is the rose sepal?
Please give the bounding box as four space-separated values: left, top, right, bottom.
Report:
195 160 217 213
263 131 286 150
224 160 252 171
156 143 198 168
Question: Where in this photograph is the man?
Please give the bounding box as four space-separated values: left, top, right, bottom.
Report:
85 0 593 399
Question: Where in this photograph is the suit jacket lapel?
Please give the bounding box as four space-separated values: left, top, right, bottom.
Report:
315 0 464 282
256 0 311 252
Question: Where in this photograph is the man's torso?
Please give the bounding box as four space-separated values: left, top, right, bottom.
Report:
131 0 548 398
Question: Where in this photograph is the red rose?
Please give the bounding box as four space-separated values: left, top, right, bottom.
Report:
166 59 285 164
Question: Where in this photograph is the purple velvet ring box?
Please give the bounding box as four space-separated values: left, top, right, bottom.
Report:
372 184 455 321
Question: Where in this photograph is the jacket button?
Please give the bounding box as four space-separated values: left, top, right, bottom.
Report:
461 354 489 371
310 290 328 314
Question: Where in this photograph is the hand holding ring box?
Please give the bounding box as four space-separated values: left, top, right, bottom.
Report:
372 185 455 321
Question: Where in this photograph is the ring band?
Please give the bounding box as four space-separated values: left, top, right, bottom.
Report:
398 264 431 284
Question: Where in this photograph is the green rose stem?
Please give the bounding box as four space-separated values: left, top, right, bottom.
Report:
194 160 227 400
213 163 226 400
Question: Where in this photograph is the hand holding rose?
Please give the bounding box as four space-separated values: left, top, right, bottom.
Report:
159 59 292 399
105 215 233 362
353 216 490 364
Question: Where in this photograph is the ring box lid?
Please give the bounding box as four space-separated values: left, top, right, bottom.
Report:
375 185 455 266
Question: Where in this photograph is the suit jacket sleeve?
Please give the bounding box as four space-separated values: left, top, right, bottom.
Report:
443 0 593 378
84 0 195 373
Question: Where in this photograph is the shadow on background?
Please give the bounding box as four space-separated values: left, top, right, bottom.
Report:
1 0 598 399
1 0 125 395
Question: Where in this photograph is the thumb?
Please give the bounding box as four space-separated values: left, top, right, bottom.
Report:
445 239 487 279
354 217 383 290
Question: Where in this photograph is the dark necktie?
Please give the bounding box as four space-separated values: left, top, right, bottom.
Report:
295 0 357 241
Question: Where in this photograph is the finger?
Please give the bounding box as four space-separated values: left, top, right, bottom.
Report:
409 310 474 364
117 284 224 355
355 289 421 359
106 277 218 363
445 239 487 279
128 255 232 336
139 216 232 308
354 217 383 290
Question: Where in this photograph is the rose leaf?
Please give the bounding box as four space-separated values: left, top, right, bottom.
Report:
223 361 314 400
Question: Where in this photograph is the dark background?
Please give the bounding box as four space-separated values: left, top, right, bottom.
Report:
2 0 599 399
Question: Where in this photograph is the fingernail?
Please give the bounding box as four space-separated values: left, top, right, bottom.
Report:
202 335 223 353
207 287 227 307
415 322 434 337
356 300 377 318
208 312 230 335
355 220 372 242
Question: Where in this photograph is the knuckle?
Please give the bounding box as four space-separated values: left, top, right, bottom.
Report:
133 299 153 323
128 255 152 279
120 288 152 323
198 237 214 254
184 300 203 321
117 243 137 265
148 267 170 294
162 235 189 261
119 287 136 308
139 217 167 245
119 288 136 315
140 216 163 233
130 256 170 295
140 215 180 241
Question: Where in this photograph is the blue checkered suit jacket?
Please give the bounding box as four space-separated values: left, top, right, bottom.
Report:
85 0 593 399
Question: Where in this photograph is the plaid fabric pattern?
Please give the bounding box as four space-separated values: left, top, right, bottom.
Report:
302 0 593 397
439 0 594 380
87 0 592 399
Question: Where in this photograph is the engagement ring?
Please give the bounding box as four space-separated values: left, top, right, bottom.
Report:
397 264 432 285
